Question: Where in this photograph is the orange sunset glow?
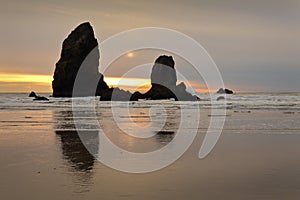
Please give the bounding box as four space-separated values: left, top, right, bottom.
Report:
0 72 209 93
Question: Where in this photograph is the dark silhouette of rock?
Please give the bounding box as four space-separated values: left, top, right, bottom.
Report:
130 91 144 101
33 96 49 101
216 88 233 94
52 23 200 101
28 91 36 97
29 92 49 101
151 55 176 87
130 55 199 101
100 87 132 101
52 22 109 97
100 55 199 101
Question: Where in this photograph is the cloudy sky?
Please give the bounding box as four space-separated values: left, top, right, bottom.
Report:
0 0 299 92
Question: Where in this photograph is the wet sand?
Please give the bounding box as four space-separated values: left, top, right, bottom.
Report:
1 107 300 199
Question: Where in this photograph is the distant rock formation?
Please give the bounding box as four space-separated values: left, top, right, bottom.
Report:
52 22 109 97
151 55 177 87
28 91 36 97
100 87 133 101
129 55 199 101
33 96 49 101
216 88 234 94
99 56 199 101
29 91 49 101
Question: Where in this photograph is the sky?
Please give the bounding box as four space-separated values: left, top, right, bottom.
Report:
0 0 299 92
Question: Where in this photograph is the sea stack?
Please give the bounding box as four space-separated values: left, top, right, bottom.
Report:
52 22 108 97
28 91 49 101
216 88 234 94
131 55 199 101
52 23 199 101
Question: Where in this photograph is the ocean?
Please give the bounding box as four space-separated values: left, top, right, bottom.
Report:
1 92 300 112
0 92 300 199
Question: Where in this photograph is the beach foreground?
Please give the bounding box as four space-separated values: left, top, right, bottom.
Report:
1 93 300 200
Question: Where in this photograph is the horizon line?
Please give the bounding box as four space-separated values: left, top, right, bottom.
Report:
1 72 298 93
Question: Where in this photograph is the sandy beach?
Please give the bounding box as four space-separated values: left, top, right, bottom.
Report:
1 93 300 200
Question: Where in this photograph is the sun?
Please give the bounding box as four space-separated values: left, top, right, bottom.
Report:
126 52 134 58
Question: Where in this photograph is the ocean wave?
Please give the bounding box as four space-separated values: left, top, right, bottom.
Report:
0 93 299 111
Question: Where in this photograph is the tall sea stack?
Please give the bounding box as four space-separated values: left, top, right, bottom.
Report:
52 22 199 101
131 55 199 101
52 22 108 97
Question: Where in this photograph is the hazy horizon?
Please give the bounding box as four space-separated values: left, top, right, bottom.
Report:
1 0 299 93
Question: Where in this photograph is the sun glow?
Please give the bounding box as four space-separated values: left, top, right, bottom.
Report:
0 73 53 83
126 52 134 58
105 76 150 87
